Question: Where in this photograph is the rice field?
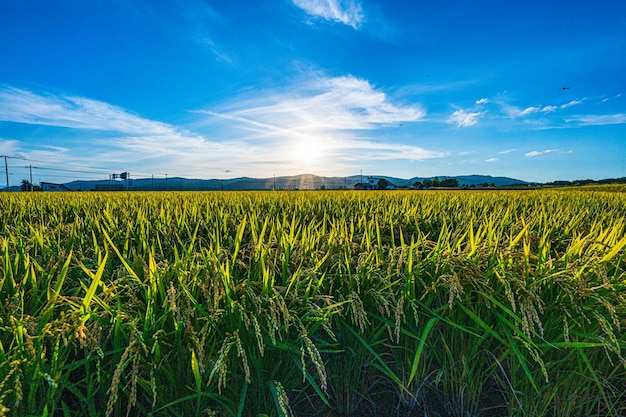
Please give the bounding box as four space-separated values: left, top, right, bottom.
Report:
0 188 625 417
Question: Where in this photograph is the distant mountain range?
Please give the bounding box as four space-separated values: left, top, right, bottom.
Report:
46 174 530 191
5 174 625 192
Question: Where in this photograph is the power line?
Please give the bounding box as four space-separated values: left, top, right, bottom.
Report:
11 173 106 180
10 166 114 178
24 166 110 175
6 156 188 179
1 155 182 188
6 156 113 172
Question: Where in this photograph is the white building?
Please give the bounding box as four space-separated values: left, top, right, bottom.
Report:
41 182 71 192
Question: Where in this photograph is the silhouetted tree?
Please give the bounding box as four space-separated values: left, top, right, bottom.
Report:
20 180 33 192
440 178 459 188
377 178 389 190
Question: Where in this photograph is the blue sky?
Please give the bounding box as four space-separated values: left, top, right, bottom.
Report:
1 0 625 185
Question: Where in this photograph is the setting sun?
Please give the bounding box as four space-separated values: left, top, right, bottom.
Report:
293 140 322 165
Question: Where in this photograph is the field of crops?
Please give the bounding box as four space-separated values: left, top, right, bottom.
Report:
1 188 625 416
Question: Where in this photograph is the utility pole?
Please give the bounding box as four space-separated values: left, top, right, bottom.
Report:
165 174 168 191
2 156 8 190
29 164 33 191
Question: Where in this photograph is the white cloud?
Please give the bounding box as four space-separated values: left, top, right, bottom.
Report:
199 36 234 65
560 99 583 109
207 74 425 132
475 98 488 105
179 0 231 62
485 157 499 162
564 114 626 126
0 138 21 155
198 74 438 170
503 98 586 119
329 138 443 161
0 86 177 136
525 149 558 157
519 106 540 116
14 145 72 166
0 86 233 176
498 148 518 154
448 109 484 127
0 80 440 179
293 0 364 28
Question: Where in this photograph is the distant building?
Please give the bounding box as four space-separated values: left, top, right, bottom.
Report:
41 182 71 192
354 182 376 190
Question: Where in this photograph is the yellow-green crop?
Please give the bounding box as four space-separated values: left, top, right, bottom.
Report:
0 188 624 416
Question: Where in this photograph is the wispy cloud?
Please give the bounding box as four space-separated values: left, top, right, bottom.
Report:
520 106 540 116
498 148 518 154
0 86 178 136
198 73 438 168
599 93 624 104
178 0 234 64
446 97 489 127
560 99 583 109
525 149 559 157
326 138 443 162
506 98 585 118
14 145 72 165
564 113 626 126
205 74 425 132
0 85 234 175
0 80 439 178
199 36 234 65
293 0 364 29
0 138 21 155
485 157 499 162
448 109 485 127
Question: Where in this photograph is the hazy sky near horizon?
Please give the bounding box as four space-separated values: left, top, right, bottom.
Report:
1 0 625 185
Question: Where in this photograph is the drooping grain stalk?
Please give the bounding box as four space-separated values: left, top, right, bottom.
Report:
0 188 624 416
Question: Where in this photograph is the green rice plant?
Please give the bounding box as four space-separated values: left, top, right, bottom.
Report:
0 188 624 416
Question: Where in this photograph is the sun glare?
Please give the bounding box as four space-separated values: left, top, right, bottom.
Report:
293 140 321 165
